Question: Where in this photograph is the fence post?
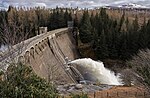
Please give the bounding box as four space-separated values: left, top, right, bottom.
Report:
94 92 96 98
107 92 109 97
144 92 146 97
135 92 137 97
117 92 119 97
126 91 128 96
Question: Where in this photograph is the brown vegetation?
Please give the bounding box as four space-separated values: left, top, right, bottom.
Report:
75 8 150 27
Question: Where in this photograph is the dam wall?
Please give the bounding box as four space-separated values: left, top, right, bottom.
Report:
1 28 79 84
27 29 79 84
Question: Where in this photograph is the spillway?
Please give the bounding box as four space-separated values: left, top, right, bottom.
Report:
70 58 122 85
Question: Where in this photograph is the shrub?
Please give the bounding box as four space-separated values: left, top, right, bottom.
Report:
0 63 58 98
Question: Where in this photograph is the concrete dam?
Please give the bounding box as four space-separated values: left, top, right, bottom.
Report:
0 28 80 84
0 27 122 85
1 27 148 98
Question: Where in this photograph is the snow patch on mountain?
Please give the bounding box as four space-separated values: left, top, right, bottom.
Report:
118 3 148 8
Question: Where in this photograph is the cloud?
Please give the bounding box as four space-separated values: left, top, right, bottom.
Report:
0 0 150 9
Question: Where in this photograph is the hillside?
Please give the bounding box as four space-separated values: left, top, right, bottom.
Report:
74 8 150 26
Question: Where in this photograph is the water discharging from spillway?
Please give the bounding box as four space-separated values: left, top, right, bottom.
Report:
70 58 122 85
0 44 8 52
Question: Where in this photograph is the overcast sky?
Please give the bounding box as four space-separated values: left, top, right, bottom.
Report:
0 0 150 9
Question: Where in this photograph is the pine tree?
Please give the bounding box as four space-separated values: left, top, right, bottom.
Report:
125 17 130 32
64 8 69 27
90 12 95 27
79 10 93 43
58 9 65 28
108 26 118 59
118 12 125 32
146 20 150 48
132 15 139 32
95 31 109 59
118 31 129 60
93 13 100 36
0 11 8 45
130 15 139 54
74 13 79 27
138 17 148 49
50 9 58 29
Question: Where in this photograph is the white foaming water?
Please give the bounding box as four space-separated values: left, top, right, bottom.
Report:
70 58 122 85
0 44 8 52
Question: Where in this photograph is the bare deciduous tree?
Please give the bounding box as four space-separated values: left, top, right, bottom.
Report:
0 12 29 72
127 49 150 93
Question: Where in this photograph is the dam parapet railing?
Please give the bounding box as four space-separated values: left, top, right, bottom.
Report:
0 28 68 70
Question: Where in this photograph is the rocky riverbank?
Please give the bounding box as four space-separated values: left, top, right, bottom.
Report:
56 83 114 96
57 84 149 98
